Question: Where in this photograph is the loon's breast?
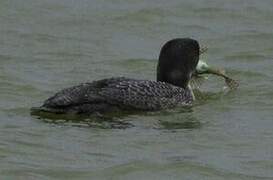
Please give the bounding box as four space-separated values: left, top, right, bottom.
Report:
33 77 194 114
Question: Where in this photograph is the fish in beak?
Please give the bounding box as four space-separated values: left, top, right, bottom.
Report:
193 60 239 90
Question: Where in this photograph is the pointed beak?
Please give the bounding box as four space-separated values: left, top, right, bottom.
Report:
196 60 227 78
200 67 229 79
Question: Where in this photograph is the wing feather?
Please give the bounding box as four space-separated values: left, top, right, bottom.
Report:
42 77 192 111
99 79 191 110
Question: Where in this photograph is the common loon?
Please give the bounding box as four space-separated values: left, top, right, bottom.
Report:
31 38 236 115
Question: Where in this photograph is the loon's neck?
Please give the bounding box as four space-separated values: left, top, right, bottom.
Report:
187 84 195 101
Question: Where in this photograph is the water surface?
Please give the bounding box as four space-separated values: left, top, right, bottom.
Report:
1 0 273 179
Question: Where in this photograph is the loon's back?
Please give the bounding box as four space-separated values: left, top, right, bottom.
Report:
32 77 193 114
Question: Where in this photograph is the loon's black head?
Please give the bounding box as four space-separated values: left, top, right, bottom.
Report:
157 38 200 89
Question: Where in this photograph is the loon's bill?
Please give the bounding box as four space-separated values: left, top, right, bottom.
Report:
195 60 239 90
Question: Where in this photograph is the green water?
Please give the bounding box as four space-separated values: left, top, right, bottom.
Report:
1 0 273 179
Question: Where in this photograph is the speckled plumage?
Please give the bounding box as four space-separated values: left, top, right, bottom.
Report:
39 77 193 114
32 38 200 115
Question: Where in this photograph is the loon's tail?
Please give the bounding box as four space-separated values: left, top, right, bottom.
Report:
30 106 63 115
30 106 47 115
31 106 47 112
